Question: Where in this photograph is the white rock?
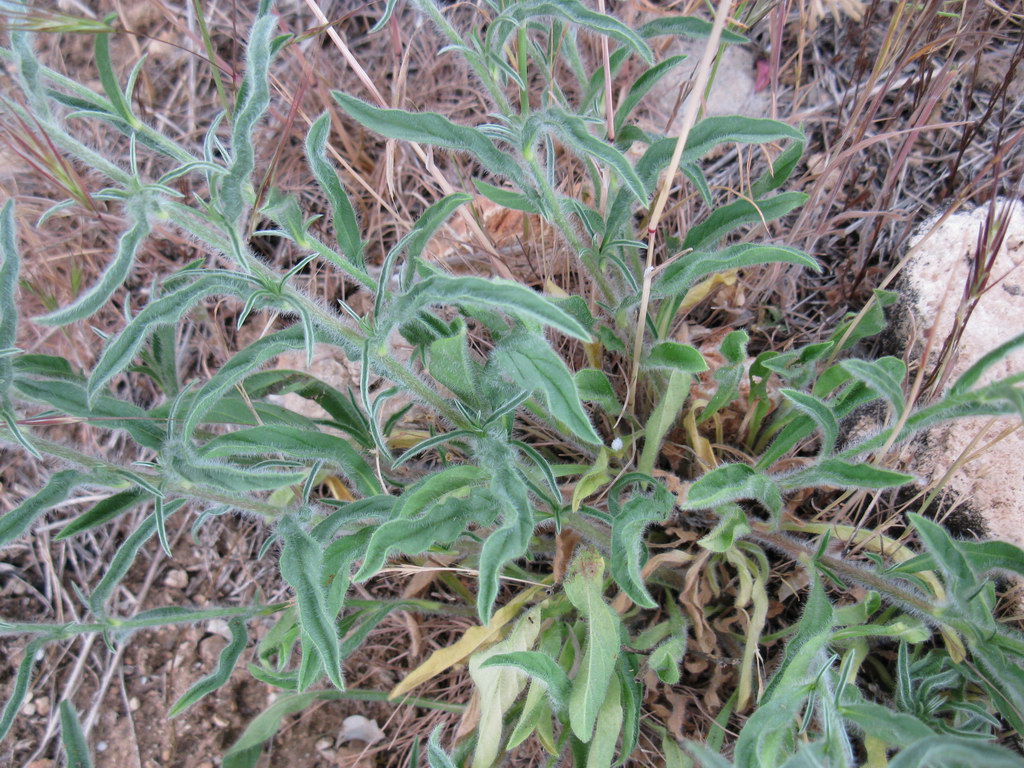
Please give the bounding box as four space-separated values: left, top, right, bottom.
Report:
340 714 385 745
898 199 1024 547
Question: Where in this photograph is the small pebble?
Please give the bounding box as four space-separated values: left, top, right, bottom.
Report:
34 696 50 716
316 738 333 752
129 697 141 711
163 569 188 589
96 741 108 753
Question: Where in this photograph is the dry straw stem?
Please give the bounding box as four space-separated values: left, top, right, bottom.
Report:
301 0 516 280
625 0 734 414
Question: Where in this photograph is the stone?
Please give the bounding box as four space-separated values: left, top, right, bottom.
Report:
894 198 1024 546
162 568 188 589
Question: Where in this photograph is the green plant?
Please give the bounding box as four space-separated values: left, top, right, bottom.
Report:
2 0 1024 766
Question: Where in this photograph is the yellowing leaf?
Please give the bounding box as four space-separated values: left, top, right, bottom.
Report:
470 607 542 768
389 586 542 700
543 279 570 298
678 269 737 313
572 448 611 512
684 407 717 470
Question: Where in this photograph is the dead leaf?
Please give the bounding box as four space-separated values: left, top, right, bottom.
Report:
389 586 543 699
553 527 581 584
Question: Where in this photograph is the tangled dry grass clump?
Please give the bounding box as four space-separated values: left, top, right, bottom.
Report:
1 0 1023 766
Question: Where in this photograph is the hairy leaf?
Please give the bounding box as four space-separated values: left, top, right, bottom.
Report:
89 500 185 616
37 198 153 325
306 113 364 265
0 470 86 549
495 332 601 445
333 92 524 183
780 389 839 456
0 638 46 742
389 274 592 341
278 516 344 690
653 243 819 299
55 488 151 540
470 608 542 768
89 274 249 401
683 463 782 520
779 459 913 491
201 425 380 497
182 325 307 439
481 650 571 712
637 15 748 43
169 617 248 716
645 342 708 374
565 550 620 742
490 0 653 63
59 700 93 768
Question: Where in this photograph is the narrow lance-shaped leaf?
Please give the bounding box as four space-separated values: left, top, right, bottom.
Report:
778 459 913 491
539 108 647 204
89 500 186 616
93 15 139 128
278 516 344 691
587 673 623 768
477 442 536 622
950 330 1024 396
565 550 620 742
333 92 525 184
652 243 820 300
181 325 307 440
637 15 748 43
200 424 381 497
429 320 481 407
169 617 248 716
840 358 906 420
638 369 690 476
472 179 541 214
645 342 708 374
59 700 94 768
387 274 593 341
0 637 46 742
682 463 782 521
613 55 687 135
220 12 275 225
481 651 571 712
305 113 364 266
355 495 482 581
780 389 839 456
489 0 653 63
470 608 542 768
0 470 86 549
608 475 673 608
55 488 151 541
89 273 250 402
427 725 459 768
376 193 472 316
13 375 165 450
495 332 601 445
683 192 809 253
0 201 21 397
